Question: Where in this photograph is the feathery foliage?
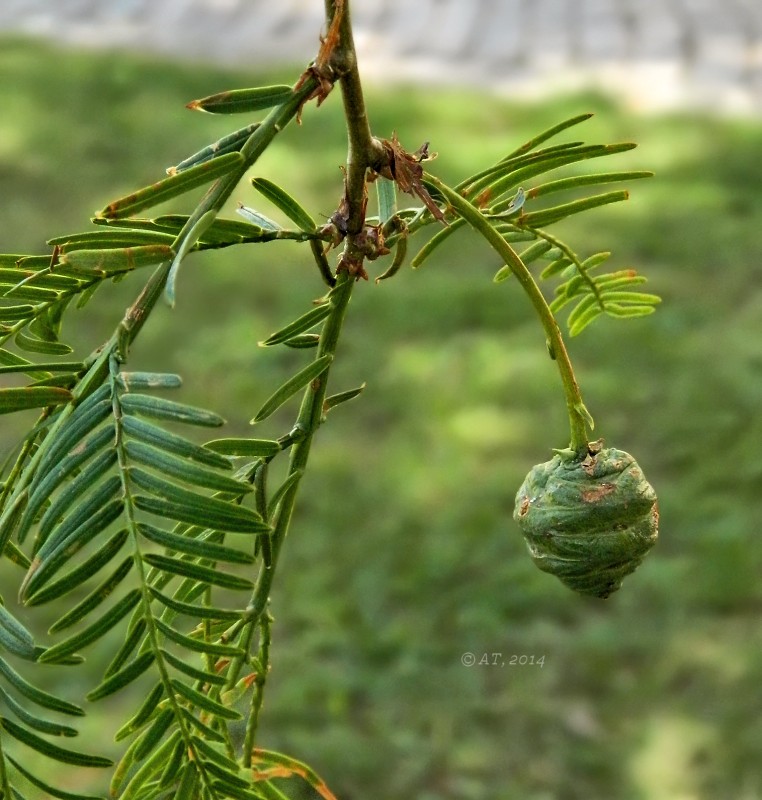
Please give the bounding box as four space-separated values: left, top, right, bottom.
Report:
0 1 660 797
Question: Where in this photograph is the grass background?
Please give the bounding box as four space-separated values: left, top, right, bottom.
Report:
1 36 761 799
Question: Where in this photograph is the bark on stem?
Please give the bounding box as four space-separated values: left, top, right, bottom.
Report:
325 0 384 234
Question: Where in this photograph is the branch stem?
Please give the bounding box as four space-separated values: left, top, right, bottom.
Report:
427 174 591 455
326 0 383 233
229 272 354 696
227 3 385 741
224 274 355 739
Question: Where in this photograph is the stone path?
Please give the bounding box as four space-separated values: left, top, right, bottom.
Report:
1 0 761 115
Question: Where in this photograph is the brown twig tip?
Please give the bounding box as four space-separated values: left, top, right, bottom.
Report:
376 133 446 224
336 251 368 281
317 0 345 71
294 0 348 119
294 64 337 119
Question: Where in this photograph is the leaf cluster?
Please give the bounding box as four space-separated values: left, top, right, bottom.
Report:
406 113 660 335
0 72 347 800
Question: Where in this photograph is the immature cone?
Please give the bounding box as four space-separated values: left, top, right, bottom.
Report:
514 444 658 598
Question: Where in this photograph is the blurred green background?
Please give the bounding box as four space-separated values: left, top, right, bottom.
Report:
1 36 761 800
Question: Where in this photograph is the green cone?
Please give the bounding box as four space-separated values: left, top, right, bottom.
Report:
514 445 658 598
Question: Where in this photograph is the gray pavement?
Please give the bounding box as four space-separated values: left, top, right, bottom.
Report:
1 0 760 115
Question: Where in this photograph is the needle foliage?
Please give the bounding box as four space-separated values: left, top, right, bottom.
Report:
0 3 660 797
